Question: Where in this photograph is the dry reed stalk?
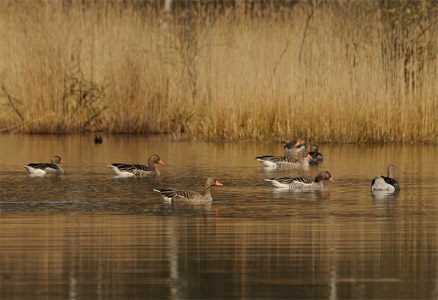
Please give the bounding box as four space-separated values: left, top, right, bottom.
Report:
0 1 437 143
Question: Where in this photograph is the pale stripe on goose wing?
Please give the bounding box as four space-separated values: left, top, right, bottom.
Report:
276 177 313 184
28 163 60 170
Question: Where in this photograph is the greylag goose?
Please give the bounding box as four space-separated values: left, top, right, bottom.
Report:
24 155 65 176
371 164 400 192
154 177 223 203
284 138 306 156
265 171 335 190
256 149 312 168
108 154 164 176
309 144 324 163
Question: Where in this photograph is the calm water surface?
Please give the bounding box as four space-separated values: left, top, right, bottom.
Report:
0 134 437 299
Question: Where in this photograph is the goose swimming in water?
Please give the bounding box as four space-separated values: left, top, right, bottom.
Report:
284 138 306 156
108 154 164 177
308 144 324 163
265 171 335 190
154 177 223 204
24 155 66 176
256 149 312 169
371 164 400 192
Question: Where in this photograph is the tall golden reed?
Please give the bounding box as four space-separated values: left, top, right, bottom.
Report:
0 1 437 143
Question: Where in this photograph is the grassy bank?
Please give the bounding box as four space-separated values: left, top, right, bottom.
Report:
1 1 437 143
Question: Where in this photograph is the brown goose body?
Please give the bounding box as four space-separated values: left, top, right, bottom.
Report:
108 154 164 176
256 149 312 168
154 177 223 203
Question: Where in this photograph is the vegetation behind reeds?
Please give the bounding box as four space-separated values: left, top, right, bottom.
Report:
1 0 437 143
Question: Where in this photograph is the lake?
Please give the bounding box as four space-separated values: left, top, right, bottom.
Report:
1 134 437 299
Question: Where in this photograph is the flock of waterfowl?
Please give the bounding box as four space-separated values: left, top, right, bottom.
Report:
23 152 223 203
23 138 400 203
258 139 399 193
257 139 336 190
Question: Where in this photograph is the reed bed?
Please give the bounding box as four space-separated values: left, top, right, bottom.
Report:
1 1 437 143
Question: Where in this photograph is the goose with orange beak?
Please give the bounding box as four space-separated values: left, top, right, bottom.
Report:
24 155 66 176
284 138 306 156
154 177 223 203
108 154 164 176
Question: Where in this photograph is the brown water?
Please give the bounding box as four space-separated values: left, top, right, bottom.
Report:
1 134 437 299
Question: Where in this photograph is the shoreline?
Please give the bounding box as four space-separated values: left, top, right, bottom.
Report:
1 132 436 145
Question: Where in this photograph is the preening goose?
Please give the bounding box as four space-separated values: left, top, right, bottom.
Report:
371 164 400 192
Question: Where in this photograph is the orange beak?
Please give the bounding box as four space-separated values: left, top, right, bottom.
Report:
307 154 313 159
158 160 164 165
329 177 335 183
60 160 66 164
295 141 301 147
215 180 223 186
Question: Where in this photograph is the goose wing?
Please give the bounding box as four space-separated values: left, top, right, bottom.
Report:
256 155 278 161
27 163 59 170
265 176 315 188
274 177 313 185
383 176 400 190
309 151 324 162
131 164 153 172
110 163 152 172
24 163 64 175
155 189 201 201
256 156 298 163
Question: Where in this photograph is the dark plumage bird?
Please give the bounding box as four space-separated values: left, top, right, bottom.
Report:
309 144 324 163
94 136 103 144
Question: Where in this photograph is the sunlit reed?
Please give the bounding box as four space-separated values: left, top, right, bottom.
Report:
1 1 437 143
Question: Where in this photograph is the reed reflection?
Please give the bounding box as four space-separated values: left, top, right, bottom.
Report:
0 135 437 299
